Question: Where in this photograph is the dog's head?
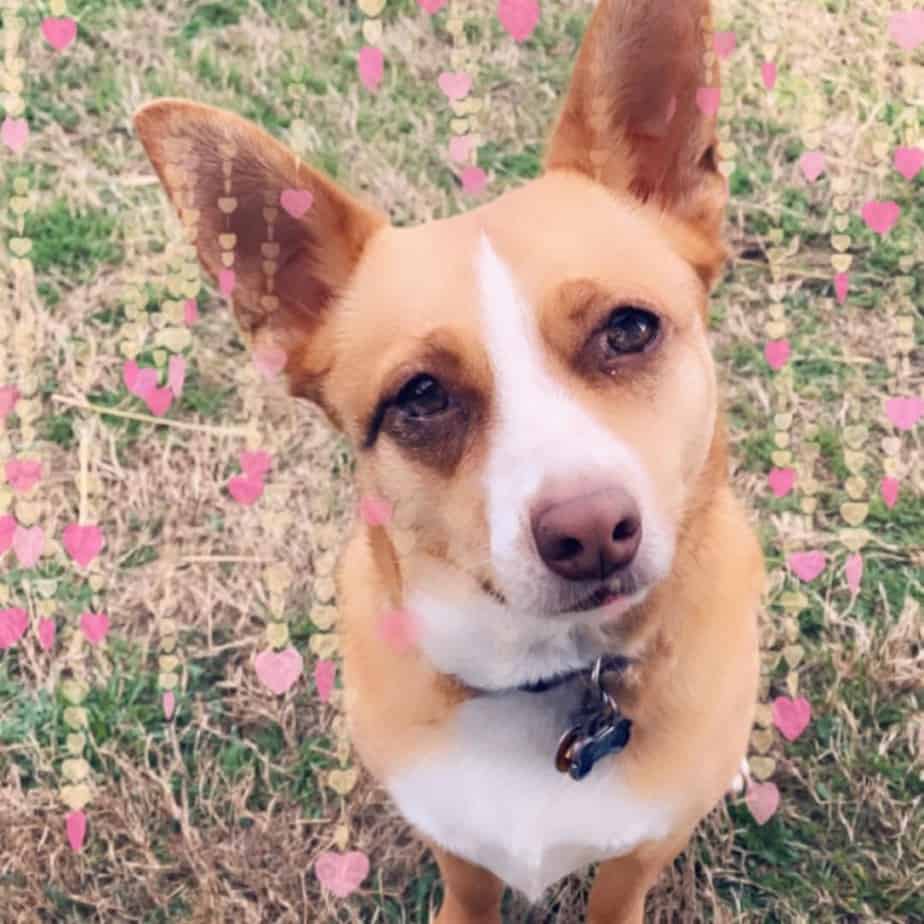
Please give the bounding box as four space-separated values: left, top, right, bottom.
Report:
136 0 729 689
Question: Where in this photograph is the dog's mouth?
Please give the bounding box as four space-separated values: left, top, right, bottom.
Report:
563 572 640 615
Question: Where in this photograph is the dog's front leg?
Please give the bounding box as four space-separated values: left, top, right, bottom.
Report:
429 843 505 924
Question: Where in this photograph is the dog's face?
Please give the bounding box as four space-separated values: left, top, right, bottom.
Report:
136 0 728 689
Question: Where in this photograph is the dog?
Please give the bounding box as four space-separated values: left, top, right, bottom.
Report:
134 0 765 920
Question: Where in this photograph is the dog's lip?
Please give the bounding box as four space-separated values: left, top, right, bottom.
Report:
564 583 626 614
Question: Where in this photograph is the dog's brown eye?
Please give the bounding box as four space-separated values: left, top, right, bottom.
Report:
604 307 660 355
395 374 450 418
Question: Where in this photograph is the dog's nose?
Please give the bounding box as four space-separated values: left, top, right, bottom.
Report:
531 486 642 582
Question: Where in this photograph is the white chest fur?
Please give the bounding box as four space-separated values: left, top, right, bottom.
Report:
386 679 675 902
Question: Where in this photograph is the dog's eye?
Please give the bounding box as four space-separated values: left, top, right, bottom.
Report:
395 374 450 418
603 307 660 355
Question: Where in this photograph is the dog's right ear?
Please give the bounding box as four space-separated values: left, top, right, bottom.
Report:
133 99 387 421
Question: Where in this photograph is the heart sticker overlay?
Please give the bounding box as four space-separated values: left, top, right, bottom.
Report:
449 135 477 163
787 550 827 582
438 71 472 100
764 339 790 371
163 691 176 719
713 31 736 59
772 696 812 742
228 473 265 506
761 61 777 91
14 524 44 568
144 386 173 417
168 355 186 398
461 166 488 195
38 617 56 652
183 299 199 325
834 272 850 305
123 359 158 398
889 9 924 51
5 459 43 493
66 810 87 852
885 396 923 431
315 849 370 898
240 451 272 479
695 87 721 116
894 146 923 181
359 495 392 527
497 0 540 43
880 477 900 509
378 608 419 653
0 607 28 650
218 268 236 297
768 467 796 498
315 659 336 703
844 552 863 594
255 646 303 695
860 200 900 236
358 46 384 92
0 514 15 555
80 611 110 646
746 780 780 825
418 0 448 12
62 523 104 568
0 384 20 419
799 150 825 183
280 188 313 219
253 344 287 380
1 117 29 153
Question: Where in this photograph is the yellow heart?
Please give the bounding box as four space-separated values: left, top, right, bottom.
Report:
180 209 200 227
36 600 54 618
313 576 336 603
466 97 485 115
156 327 192 352
780 590 808 613
61 680 89 705
358 0 386 14
12 177 29 194
15 500 42 526
831 234 851 252
786 670 800 698
767 228 784 245
717 161 735 178
831 254 852 272
34 579 57 598
773 432 790 449
267 594 285 619
783 616 801 643
896 316 914 335
10 196 30 215
61 758 90 783
266 622 289 648
832 196 851 213
263 563 293 595
219 233 237 250
331 715 349 741
327 767 358 795
64 707 88 730
218 197 238 214
831 175 851 194
844 450 866 474
313 550 338 577
839 527 870 552
220 252 235 268
765 652 781 672
310 633 339 659
336 736 351 764
333 823 351 851
771 451 792 467
842 425 868 449
9 237 31 256
749 756 777 781
898 255 915 271
840 502 868 526
159 672 180 691
261 242 281 259
800 498 817 515
182 279 199 297
5 97 24 117
159 655 180 672
311 605 337 631
833 214 849 231
881 437 902 457
773 413 793 429
751 728 775 754
66 733 86 754
883 457 899 478
802 444 820 463
753 703 773 728
161 634 177 653
152 349 168 368
0 489 10 514
262 207 279 224
765 320 788 339
757 675 770 700
768 303 785 320
782 644 804 669
450 118 469 135
59 783 92 811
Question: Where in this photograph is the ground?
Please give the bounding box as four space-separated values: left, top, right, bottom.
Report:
0 1 922 922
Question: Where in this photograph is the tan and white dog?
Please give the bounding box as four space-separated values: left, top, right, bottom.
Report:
135 0 765 920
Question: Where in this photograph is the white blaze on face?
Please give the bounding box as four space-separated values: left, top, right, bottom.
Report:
474 233 673 606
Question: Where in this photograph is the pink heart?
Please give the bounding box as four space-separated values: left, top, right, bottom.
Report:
66 810 87 852
461 166 487 195
0 514 16 555
713 31 736 59
0 607 28 650
163 691 176 719
449 135 476 163
418 0 448 12
834 272 850 305
788 550 826 583
844 552 863 595
42 17 77 51
889 10 924 51
359 495 392 526
315 850 370 898
746 781 780 825
184 299 199 325
253 344 287 380
168 355 186 399
5 458 42 493
122 360 157 398
228 474 264 506
764 339 790 371
218 269 236 297
0 385 20 419
13 524 44 568
894 146 923 181
358 46 384 92
239 450 272 479
799 150 825 183
378 608 419 653
255 646 303 695
62 523 104 568
1 116 29 153
761 61 777 91
315 659 336 703
861 200 900 236
767 467 795 498
280 188 314 219
772 696 812 742
143 386 173 417
438 71 472 100
695 87 721 116
880 477 900 509
37 617 55 652
497 0 540 43
885 396 923 431
80 611 110 645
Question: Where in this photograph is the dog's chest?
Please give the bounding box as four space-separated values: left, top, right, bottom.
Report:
386 682 675 901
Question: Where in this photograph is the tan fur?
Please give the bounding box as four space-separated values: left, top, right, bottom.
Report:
134 1 763 920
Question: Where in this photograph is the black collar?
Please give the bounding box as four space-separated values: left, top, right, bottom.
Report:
517 653 632 694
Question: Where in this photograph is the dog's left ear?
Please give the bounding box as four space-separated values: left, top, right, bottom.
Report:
545 0 728 289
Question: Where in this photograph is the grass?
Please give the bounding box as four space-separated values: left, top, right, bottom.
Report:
0 0 922 922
